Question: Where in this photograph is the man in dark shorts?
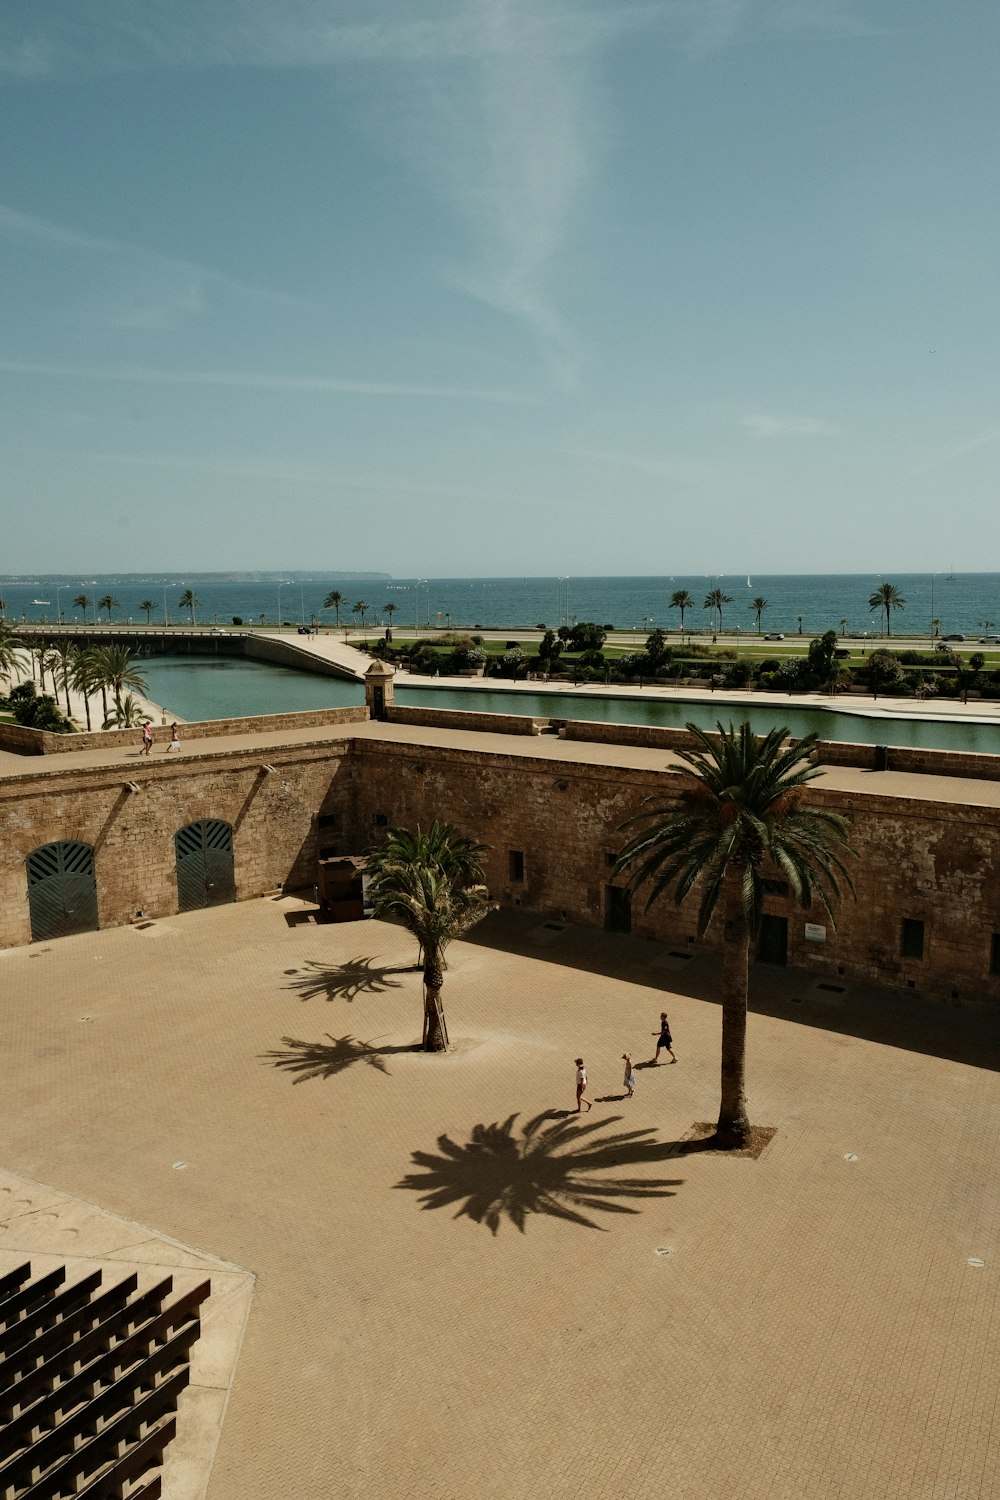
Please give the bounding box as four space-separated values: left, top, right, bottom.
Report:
651 1011 677 1064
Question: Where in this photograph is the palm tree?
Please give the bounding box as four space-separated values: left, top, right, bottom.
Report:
383 602 398 627
669 589 695 633
48 639 78 718
0 624 27 689
366 823 489 1051
71 647 100 731
750 596 769 633
614 722 855 1148
91 643 148 719
103 692 147 729
839 618 847 637
98 594 120 623
139 599 157 623
352 600 369 629
178 589 199 625
324 590 344 628
703 586 733 634
868 581 905 636
73 592 92 622
0 597 6 619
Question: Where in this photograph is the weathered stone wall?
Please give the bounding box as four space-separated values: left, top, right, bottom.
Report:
0 706 368 757
0 743 351 948
386 704 543 736
3 728 1000 1008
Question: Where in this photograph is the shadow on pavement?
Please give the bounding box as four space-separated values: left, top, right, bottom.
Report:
396 1110 684 1234
262 1033 419 1082
282 955 412 1004
469 911 1000 1074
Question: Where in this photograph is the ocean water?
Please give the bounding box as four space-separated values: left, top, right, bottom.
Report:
134 654 1000 755
4 573 1000 639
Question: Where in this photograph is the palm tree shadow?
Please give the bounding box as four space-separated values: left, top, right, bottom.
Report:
262 1033 418 1083
283 955 411 1004
396 1112 684 1234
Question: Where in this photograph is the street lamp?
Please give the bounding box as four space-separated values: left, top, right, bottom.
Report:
930 572 939 644
55 585 66 623
277 581 291 628
162 583 179 626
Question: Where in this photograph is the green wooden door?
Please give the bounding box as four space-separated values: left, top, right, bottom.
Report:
175 820 235 913
26 840 99 941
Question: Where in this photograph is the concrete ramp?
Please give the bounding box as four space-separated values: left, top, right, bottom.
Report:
248 630 372 682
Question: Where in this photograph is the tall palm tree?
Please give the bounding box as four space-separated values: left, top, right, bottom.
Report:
383 602 398 627
669 589 695 633
0 597 6 619
178 589 199 625
73 592 92 622
98 594 120 623
750 596 769 633
323 590 344 628
352 599 369 628
139 599 157 623
366 823 489 1052
703 586 733 634
72 647 102 731
91 644 149 718
868 581 905 636
614 722 855 1148
48 639 78 718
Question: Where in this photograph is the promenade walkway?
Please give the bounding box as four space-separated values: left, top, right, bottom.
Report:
2 898 997 1498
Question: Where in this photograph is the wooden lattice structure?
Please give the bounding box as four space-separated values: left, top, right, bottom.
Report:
0 1262 209 1499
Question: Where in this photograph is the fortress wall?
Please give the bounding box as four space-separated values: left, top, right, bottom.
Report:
0 705 368 757
0 744 352 948
3 730 1000 1007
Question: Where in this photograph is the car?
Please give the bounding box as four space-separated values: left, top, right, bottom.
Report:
834 648 850 659
763 632 785 641
979 635 1000 644
942 633 966 642
210 627 226 634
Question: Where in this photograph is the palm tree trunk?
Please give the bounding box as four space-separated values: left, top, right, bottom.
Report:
717 870 752 1147
422 948 449 1052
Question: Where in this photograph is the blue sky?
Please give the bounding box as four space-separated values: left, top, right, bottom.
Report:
2 1 997 575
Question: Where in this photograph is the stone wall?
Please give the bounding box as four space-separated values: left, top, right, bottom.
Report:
3 727 1000 1008
0 705 368 757
0 742 351 948
386 704 542 736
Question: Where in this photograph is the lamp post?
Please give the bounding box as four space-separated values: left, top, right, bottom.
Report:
162 583 178 627
277 582 290 629
55 585 66 624
930 572 939 643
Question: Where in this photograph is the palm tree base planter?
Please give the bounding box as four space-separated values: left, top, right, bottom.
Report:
672 1122 778 1159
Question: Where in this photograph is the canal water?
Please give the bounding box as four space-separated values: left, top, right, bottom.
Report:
137 654 1000 754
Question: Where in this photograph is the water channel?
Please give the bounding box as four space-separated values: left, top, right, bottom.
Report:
136 654 1000 754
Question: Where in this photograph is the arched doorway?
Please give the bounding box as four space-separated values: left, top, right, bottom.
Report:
26 840 99 941
175 819 236 912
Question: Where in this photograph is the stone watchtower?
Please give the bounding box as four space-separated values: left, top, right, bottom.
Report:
365 659 394 721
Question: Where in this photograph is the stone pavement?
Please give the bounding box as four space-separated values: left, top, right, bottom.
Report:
2 899 998 1498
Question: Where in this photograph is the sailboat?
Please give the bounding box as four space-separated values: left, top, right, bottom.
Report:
746 574 752 588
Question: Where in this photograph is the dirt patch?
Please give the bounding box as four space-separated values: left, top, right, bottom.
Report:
673 1121 777 1160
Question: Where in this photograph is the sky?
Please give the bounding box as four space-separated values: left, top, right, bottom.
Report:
2 1 998 576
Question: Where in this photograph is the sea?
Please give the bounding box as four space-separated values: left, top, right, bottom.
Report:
2 572 998 638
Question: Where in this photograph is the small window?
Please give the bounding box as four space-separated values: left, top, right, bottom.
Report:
991 934 1000 977
901 918 925 960
762 879 789 897
605 852 617 869
509 850 525 882
373 812 389 828
317 813 338 830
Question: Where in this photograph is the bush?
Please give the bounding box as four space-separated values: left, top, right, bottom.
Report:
232 616 243 626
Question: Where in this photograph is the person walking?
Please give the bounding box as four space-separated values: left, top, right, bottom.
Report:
165 723 181 752
622 1052 636 1097
140 721 153 756
575 1058 592 1112
651 1011 677 1064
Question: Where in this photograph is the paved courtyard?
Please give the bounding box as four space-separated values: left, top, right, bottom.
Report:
2 899 998 1498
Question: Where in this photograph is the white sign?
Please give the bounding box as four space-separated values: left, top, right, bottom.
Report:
804 922 827 943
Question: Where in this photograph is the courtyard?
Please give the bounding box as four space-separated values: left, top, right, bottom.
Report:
2 897 998 1498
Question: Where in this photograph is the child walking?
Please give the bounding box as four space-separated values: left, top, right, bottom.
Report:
622 1052 636 1098
574 1058 592 1112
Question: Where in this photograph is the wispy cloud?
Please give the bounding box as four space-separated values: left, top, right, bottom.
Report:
0 2 664 384
739 411 843 438
910 425 1000 478
0 203 303 323
0 356 531 405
